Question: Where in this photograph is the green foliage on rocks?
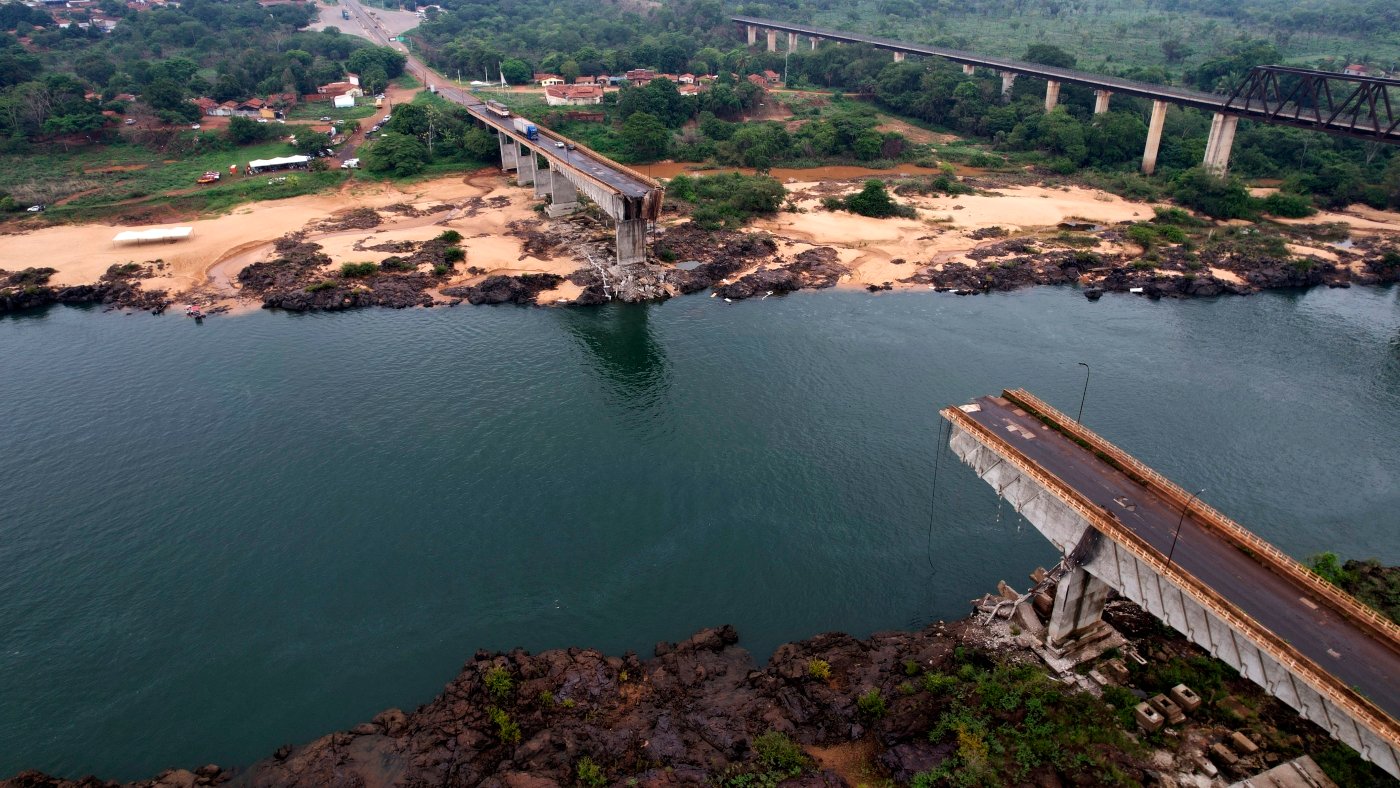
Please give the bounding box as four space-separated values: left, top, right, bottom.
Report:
668 172 786 229
823 180 916 219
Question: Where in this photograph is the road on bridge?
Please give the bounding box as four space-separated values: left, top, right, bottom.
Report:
960 395 1400 721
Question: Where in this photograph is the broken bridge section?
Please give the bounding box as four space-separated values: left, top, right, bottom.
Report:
941 390 1400 778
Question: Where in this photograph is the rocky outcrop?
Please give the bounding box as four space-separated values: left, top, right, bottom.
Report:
443 274 563 306
0 264 171 314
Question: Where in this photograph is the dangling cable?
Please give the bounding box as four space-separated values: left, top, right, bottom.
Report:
925 418 950 573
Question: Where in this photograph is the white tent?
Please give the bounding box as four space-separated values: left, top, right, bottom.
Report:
333 94 355 109
113 227 193 245
247 155 310 172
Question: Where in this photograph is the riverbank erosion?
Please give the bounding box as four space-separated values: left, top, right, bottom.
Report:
8 585 1393 788
3 171 1399 317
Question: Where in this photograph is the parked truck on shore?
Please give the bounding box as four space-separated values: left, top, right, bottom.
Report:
341 8 350 19
512 117 538 140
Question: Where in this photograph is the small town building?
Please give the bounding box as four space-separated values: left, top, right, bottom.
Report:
544 84 603 106
747 73 769 89
535 73 564 87
678 73 695 84
625 68 657 87
763 70 781 84
1343 64 1370 76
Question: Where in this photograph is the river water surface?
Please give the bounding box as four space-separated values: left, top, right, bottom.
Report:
2 287 1398 779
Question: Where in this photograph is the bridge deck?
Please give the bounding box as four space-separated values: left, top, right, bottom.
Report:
959 394 1400 721
732 15 1228 111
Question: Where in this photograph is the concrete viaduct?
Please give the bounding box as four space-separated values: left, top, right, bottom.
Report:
736 16 1400 177
341 0 663 265
941 389 1400 778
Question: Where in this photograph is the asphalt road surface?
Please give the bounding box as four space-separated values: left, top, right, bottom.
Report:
961 395 1400 721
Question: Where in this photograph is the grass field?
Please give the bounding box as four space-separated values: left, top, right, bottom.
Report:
0 139 347 223
284 102 380 122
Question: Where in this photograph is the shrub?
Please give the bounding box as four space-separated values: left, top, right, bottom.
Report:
672 172 786 230
432 263 449 276
304 280 337 293
576 756 606 788
857 689 887 719
834 180 917 219
1126 224 1158 249
340 262 379 278
487 705 521 744
437 229 463 243
1171 167 1253 220
806 659 831 681
380 257 415 272
1260 191 1317 218
753 730 808 772
443 246 465 262
1152 206 1208 227
922 671 958 694
484 666 513 702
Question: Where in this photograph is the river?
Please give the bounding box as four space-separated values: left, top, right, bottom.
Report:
2 286 1397 780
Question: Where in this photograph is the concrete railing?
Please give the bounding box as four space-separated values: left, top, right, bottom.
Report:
1001 388 1400 649
941 405 1400 751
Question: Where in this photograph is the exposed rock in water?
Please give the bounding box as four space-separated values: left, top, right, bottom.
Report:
238 236 461 312
0 263 171 314
443 274 563 306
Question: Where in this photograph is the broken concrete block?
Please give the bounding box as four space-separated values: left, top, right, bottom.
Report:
1030 566 1047 584
1149 693 1186 724
1193 754 1218 778
1089 669 1109 687
996 580 1019 601
1209 742 1239 766
1135 702 1164 733
1230 731 1259 755
1169 683 1201 712
1103 657 1130 683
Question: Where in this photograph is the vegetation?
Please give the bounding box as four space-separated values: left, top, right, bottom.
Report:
487 705 521 744
806 659 831 681
667 172 785 229
911 657 1140 786
361 94 499 177
575 756 606 788
484 665 514 702
823 179 916 219
340 262 378 278
856 688 887 719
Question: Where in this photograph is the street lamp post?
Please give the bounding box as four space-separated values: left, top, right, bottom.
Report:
1166 487 1206 571
1076 362 1090 424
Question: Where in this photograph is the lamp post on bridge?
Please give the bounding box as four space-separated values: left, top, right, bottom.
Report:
1076 362 1090 424
1166 487 1206 572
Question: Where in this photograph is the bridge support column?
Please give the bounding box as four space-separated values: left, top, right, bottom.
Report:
788 31 798 52
893 51 905 62
746 25 756 46
810 36 819 50
534 158 551 199
1093 90 1112 114
1044 80 1061 111
766 29 777 52
1141 99 1168 175
616 218 646 265
547 168 580 217
498 134 518 171
1000 71 1016 100
1202 112 1238 176
516 146 536 187
962 64 975 76
1047 566 1112 650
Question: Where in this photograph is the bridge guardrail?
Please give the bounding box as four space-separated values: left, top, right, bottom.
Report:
1001 388 1400 650
941 404 1400 750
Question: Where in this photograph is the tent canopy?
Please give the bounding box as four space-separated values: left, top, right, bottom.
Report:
113 227 193 243
248 155 310 169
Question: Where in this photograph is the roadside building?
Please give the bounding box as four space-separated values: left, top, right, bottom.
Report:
535 73 564 87
544 85 603 106
747 73 769 90
625 68 656 87
763 69 781 84
678 73 695 84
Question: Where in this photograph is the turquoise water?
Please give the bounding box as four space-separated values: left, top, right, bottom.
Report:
2 286 1397 779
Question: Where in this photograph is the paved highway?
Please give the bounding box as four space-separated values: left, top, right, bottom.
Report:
340 0 655 200
961 394 1400 721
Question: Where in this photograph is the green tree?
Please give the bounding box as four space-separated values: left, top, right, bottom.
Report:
500 58 531 85
621 111 670 161
364 131 428 176
1171 167 1254 219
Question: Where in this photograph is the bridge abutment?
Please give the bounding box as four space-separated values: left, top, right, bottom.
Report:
616 219 646 265
1047 566 1111 649
1094 90 1112 114
1142 99 1168 175
1203 113 1239 176
1044 80 1061 112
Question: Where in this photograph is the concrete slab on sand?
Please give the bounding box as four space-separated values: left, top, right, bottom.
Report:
1228 755 1337 788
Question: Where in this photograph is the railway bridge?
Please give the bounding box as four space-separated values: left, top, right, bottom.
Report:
735 16 1400 176
941 390 1400 778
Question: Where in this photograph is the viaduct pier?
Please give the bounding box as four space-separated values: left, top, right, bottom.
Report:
736 16 1400 176
941 390 1400 778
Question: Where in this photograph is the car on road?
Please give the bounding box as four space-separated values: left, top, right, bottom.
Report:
124 118 135 125
554 141 565 148
566 143 576 151
27 204 45 212
320 116 332 122
190 123 200 130
382 114 391 122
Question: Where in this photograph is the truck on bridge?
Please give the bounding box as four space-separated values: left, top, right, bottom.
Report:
512 117 538 141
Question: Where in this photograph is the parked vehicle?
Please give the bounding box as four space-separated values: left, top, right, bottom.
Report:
124 118 135 125
320 116 332 122
341 8 350 19
512 117 538 140
26 204 44 212
341 158 360 169
190 123 200 130
196 171 221 184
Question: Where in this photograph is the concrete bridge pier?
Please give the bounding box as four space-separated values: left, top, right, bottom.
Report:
810 36 819 50
962 64 975 76
893 51 905 62
1047 566 1113 651
498 134 519 171
516 146 536 186
766 29 777 52
616 219 646 265
1203 113 1239 176
1142 99 1168 175
1094 90 1112 114
746 25 756 46
1000 71 1017 100
533 157 551 199
546 168 580 217
1044 80 1061 111
787 31 798 52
